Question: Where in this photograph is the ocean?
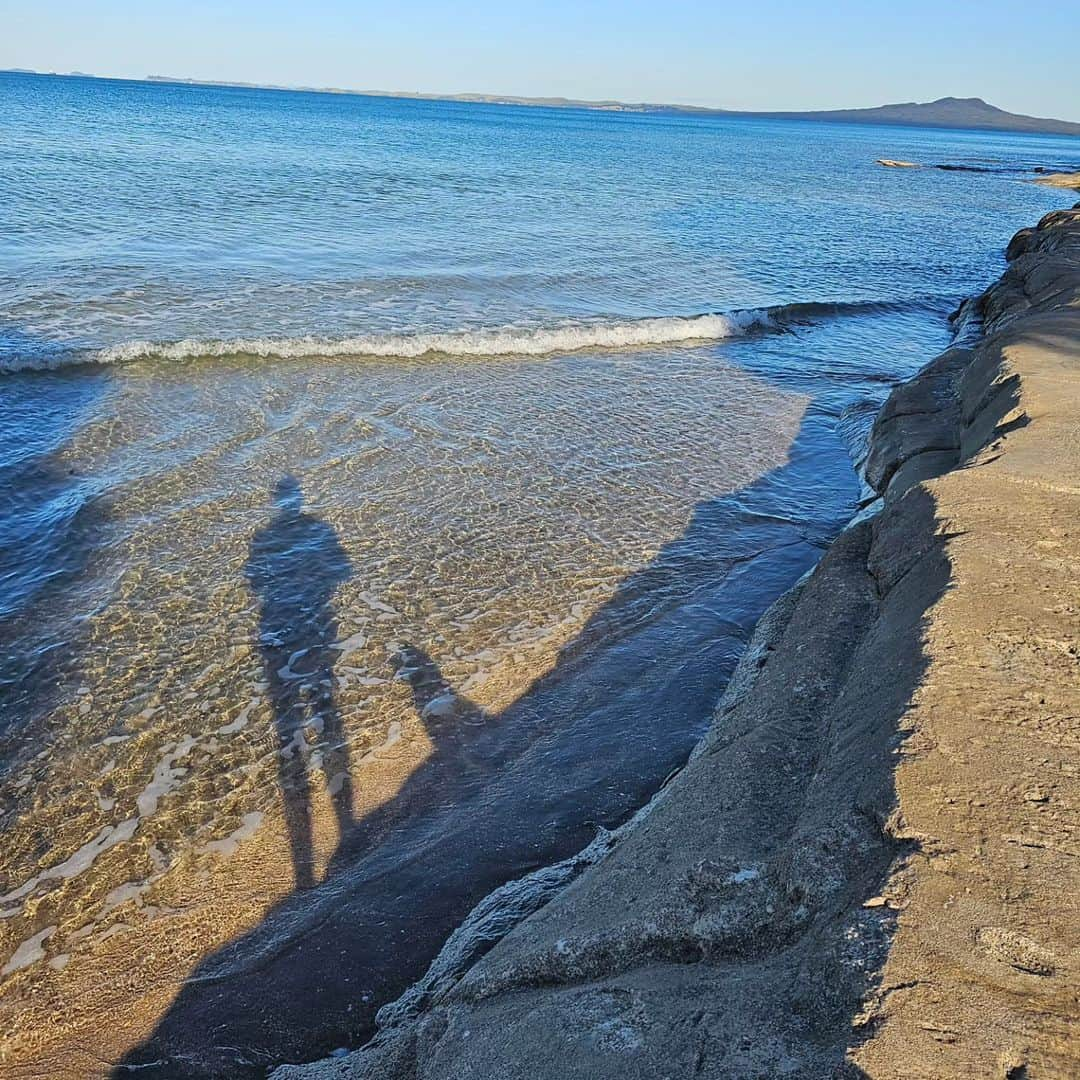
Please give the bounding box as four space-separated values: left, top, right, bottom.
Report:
0 70 1075 1076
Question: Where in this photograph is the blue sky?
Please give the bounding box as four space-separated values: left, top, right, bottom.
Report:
4 1 1079 119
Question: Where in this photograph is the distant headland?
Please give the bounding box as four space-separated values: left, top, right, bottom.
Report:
4 69 1080 136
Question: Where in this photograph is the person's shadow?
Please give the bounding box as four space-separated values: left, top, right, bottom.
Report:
244 476 354 890
115 410 903 1078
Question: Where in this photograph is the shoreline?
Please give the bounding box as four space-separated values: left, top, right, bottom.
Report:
279 202 1080 1079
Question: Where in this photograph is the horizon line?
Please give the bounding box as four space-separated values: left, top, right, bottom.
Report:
4 67 1080 130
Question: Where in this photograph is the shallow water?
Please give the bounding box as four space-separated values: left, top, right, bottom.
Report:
0 71 1076 1075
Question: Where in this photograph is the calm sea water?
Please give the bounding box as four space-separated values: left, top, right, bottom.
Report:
0 71 1075 1076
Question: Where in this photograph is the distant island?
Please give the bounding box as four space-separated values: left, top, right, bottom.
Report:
747 96 1080 136
5 69 1080 136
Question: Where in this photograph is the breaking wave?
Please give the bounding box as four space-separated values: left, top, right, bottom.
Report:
0 296 952 374
0 312 771 374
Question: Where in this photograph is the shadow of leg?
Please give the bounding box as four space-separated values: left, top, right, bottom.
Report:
278 725 316 891
391 644 467 720
312 668 355 841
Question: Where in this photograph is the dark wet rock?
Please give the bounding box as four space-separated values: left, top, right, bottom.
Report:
1006 227 1035 261
862 348 967 493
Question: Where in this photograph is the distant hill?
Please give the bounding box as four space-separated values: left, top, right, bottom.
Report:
5 70 1080 136
746 97 1080 136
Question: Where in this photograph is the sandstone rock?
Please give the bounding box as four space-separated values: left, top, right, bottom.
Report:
977 927 1056 976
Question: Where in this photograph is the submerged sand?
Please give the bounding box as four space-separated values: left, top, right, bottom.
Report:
0 344 850 1075
280 206 1080 1078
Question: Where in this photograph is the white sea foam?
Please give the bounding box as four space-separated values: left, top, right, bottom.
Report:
0 311 774 374
1 296 954 374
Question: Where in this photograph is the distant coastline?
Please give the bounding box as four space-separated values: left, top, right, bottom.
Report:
5 68 1080 136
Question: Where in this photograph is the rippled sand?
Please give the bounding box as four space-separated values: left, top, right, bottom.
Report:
0 345 817 1074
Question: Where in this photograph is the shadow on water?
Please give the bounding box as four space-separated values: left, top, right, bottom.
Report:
0 357 112 763
114 405 888 1078
245 477 355 890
